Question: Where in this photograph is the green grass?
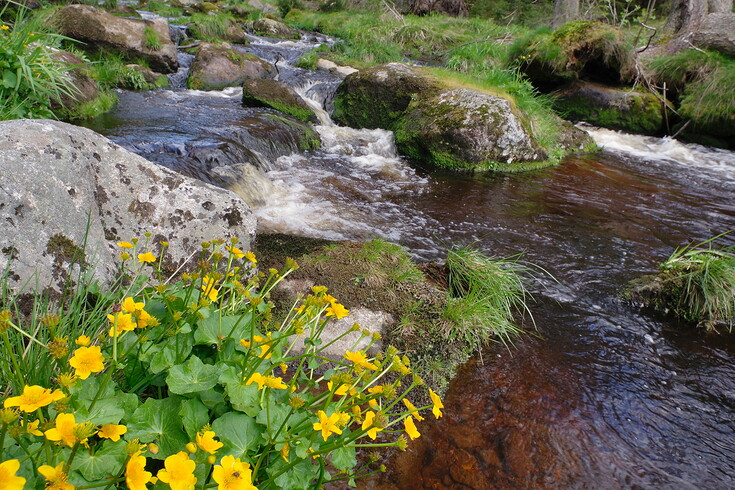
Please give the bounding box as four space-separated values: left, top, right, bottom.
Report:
184 12 240 42
647 49 735 136
143 26 162 50
143 0 184 18
659 234 735 331
444 247 534 347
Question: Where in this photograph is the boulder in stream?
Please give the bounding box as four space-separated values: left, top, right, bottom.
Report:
187 43 276 90
53 4 178 73
242 78 317 123
250 17 300 40
395 88 547 171
0 120 256 294
553 81 664 135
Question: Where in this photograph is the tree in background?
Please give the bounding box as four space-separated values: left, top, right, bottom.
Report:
664 0 733 34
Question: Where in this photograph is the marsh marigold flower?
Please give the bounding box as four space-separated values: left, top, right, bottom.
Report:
98 424 127 442
122 297 145 313
404 416 420 440
201 276 219 302
344 350 378 371
429 389 444 419
38 462 74 490
225 246 245 259
126 449 153 490
402 399 424 421
107 312 136 337
213 455 257 490
4 385 65 412
117 241 134 249
244 251 257 264
325 301 349 320
196 430 223 454
313 410 343 442
157 452 197 490
137 252 156 264
45 413 80 447
75 335 91 347
0 459 25 490
69 346 105 380
361 411 383 440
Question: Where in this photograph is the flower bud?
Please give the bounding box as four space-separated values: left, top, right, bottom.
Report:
148 443 159 454
186 442 197 453
207 455 216 465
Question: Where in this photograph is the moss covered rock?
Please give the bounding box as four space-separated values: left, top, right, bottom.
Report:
242 78 317 123
395 88 547 172
510 21 634 92
187 43 276 90
332 63 442 130
553 81 663 135
251 17 300 40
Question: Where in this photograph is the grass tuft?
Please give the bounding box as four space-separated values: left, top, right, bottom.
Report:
143 26 162 50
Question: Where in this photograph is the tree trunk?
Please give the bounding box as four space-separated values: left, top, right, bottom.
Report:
708 0 733 12
552 0 580 27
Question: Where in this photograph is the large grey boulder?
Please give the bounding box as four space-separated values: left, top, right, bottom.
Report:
53 4 178 73
250 18 300 40
0 120 256 293
395 88 547 171
692 13 735 57
187 43 275 90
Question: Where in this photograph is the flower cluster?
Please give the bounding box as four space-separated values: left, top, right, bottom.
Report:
0 237 443 489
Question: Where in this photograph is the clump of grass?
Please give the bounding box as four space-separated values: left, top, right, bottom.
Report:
647 49 735 137
659 234 735 331
143 0 183 18
444 247 534 348
186 12 239 42
143 25 162 50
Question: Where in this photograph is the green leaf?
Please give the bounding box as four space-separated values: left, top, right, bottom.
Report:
166 356 220 394
211 412 263 459
126 398 188 459
268 459 317 490
145 333 194 374
194 313 252 346
70 375 115 401
72 440 127 481
198 389 227 414
331 445 357 472
1 69 17 89
256 403 291 436
224 382 260 416
179 398 210 439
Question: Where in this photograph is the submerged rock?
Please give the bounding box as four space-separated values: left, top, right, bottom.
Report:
0 120 255 294
396 88 547 171
187 43 276 90
242 78 317 123
53 4 178 73
553 81 664 135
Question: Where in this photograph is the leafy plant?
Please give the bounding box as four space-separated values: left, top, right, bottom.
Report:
0 5 77 120
143 26 162 50
0 237 443 488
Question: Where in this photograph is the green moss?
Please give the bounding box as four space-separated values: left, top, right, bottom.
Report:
46 234 87 267
262 114 320 150
554 90 662 134
63 91 118 120
154 75 169 88
243 93 314 123
143 26 162 51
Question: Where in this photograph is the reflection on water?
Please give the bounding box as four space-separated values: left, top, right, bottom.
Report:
78 32 735 486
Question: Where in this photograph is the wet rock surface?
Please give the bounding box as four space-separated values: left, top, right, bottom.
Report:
0 120 255 293
53 4 178 73
187 43 276 90
242 78 317 123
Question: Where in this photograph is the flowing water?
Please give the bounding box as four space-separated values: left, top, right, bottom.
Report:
79 32 735 488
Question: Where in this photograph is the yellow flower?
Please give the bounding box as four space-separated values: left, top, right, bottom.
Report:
26 419 43 436
201 276 219 302
4 385 65 412
45 413 80 447
122 297 145 313
69 346 105 380
368 399 379 410
404 416 420 440
213 455 257 490
327 381 349 396
126 450 153 490
107 312 136 337
136 309 157 328
429 389 444 419
367 385 383 395
280 442 289 462
74 335 91 347
58 373 77 389
325 301 350 319
196 430 223 454
157 452 197 490
402 399 424 421
361 411 383 440
117 241 134 249
98 424 127 442
137 252 157 264
343 351 378 371
263 376 287 390
38 462 74 490
0 459 25 490
225 246 245 259
245 372 266 390
313 410 343 441
244 251 257 264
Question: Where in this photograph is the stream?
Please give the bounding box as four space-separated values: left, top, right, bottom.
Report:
79 31 735 488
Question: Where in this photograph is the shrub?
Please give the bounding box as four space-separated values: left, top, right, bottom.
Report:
0 6 77 120
0 237 442 488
